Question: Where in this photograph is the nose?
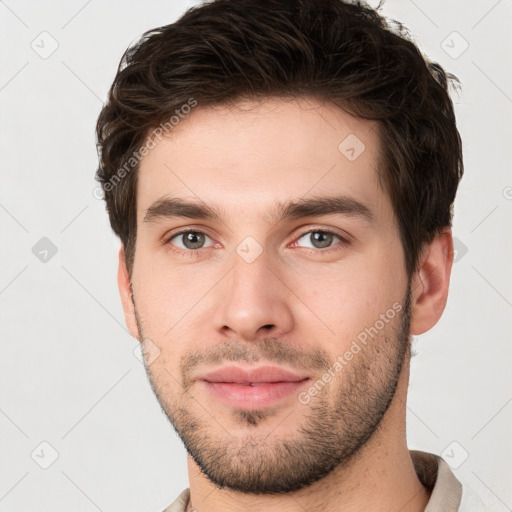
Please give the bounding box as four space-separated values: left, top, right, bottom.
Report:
213 250 295 342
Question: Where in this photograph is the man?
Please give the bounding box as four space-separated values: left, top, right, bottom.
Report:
95 0 485 510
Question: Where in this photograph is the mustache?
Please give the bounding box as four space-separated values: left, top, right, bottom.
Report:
180 337 332 384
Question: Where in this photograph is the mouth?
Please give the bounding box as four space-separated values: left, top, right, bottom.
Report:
197 365 311 410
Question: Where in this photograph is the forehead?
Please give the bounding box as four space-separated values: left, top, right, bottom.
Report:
136 97 389 224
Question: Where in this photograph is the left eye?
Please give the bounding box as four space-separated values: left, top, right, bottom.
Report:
294 230 344 250
168 231 214 250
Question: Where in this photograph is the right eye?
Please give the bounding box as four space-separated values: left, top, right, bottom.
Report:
165 230 215 255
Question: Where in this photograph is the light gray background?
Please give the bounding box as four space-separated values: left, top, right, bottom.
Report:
1 0 511 510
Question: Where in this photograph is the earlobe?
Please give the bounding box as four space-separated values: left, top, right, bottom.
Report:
117 245 141 341
409 228 454 336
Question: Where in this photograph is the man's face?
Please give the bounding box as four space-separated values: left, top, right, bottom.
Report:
127 98 412 493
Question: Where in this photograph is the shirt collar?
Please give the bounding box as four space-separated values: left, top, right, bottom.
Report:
410 449 462 512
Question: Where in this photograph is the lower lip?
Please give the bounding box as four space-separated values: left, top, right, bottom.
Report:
201 380 309 409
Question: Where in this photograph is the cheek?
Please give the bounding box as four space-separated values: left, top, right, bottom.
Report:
131 260 186 339
287 246 405 342
279 263 376 349
132 253 225 345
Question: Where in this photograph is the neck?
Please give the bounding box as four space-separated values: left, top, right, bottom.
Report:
186 356 431 512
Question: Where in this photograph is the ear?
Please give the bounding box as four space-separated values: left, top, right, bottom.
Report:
409 228 454 336
117 245 141 341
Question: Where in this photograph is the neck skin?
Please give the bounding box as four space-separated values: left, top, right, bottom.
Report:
185 352 431 512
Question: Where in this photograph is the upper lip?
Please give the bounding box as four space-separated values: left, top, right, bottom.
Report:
198 365 310 384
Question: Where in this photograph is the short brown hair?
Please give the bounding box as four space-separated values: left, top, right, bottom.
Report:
95 0 463 278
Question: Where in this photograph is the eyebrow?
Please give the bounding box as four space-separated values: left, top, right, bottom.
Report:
143 194 374 226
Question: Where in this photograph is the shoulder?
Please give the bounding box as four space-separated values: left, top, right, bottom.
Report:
161 488 190 512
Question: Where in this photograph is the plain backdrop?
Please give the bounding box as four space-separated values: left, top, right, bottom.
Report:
1 0 511 510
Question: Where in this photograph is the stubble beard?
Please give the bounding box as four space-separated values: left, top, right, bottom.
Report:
135 285 412 494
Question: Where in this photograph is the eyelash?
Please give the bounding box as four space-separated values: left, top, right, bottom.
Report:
164 228 350 257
